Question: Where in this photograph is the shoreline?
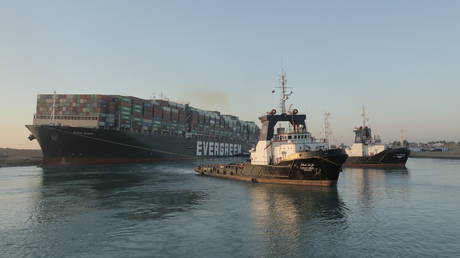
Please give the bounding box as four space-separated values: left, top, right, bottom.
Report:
0 148 42 168
409 152 460 160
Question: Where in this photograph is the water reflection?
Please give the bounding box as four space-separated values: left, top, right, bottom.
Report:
3 160 460 257
343 167 410 212
248 184 347 257
33 163 206 223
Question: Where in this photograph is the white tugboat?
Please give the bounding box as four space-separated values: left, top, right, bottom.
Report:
344 108 410 167
194 72 348 186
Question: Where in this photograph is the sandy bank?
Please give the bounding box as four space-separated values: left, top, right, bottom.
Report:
0 148 42 167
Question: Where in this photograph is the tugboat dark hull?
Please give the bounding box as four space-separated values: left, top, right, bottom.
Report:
194 149 348 186
344 148 410 168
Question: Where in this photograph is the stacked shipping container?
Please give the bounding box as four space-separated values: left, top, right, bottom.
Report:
34 94 260 142
131 97 143 131
143 101 153 132
120 97 132 129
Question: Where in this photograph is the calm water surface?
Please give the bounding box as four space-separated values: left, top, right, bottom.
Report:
1 158 460 257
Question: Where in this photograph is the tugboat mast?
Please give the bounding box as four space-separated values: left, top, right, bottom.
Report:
324 112 331 148
361 106 368 127
277 71 292 114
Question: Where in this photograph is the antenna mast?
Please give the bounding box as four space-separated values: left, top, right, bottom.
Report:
361 106 369 127
400 129 405 146
278 71 292 114
324 112 331 147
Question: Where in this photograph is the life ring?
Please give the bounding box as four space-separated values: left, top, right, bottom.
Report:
270 109 277 115
292 109 298 115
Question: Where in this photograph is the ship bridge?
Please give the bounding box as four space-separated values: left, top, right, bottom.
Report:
258 113 307 141
273 132 313 142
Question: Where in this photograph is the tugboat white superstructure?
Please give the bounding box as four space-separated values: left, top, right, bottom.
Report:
194 72 348 186
344 108 410 167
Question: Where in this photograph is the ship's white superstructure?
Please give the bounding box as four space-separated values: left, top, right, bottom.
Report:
346 142 385 157
249 71 328 166
345 107 386 157
251 128 328 165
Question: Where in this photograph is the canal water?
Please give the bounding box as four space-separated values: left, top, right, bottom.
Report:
1 158 459 257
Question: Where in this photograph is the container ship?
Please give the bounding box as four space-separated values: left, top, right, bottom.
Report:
26 94 259 167
344 108 410 168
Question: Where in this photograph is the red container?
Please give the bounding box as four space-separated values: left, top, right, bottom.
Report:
179 112 186 124
171 108 179 122
153 105 162 119
162 113 171 122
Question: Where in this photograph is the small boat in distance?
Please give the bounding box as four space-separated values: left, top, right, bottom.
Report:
194 72 348 186
344 108 410 168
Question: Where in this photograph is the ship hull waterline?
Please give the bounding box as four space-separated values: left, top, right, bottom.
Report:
26 125 253 167
343 148 410 168
197 173 338 186
194 150 348 187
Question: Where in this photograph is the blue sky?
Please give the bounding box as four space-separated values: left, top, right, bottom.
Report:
1 0 459 148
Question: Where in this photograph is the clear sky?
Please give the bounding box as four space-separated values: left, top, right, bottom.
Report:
1 0 459 149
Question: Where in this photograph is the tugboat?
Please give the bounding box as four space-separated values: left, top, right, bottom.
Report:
343 108 410 168
194 72 348 186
